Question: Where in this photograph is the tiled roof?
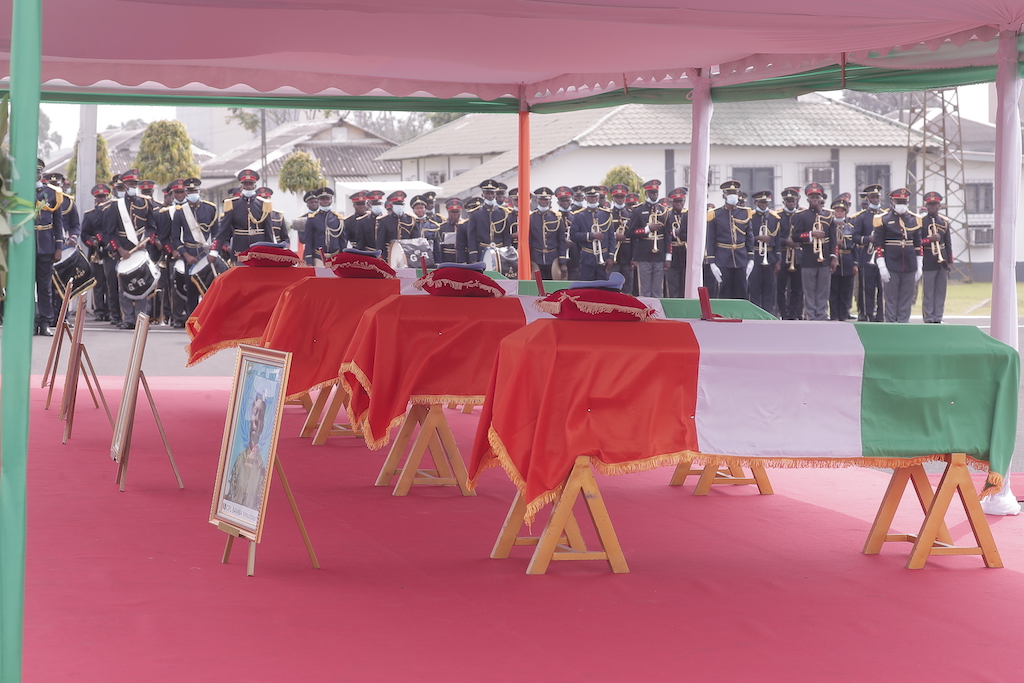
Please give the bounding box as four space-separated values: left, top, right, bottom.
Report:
201 119 336 177
264 142 399 178
44 127 213 178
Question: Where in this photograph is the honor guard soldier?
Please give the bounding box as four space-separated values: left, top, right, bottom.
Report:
628 179 671 297
790 182 837 321
455 197 480 263
506 187 520 244
468 179 513 262
341 190 368 254
43 171 81 325
257 187 290 247
302 187 346 265
413 195 440 259
608 184 635 294
706 180 755 300
528 187 567 280
919 191 954 323
353 189 384 252
142 179 176 324
747 189 781 313
213 169 276 262
663 187 689 298
293 190 319 254
81 183 113 321
853 184 886 321
34 159 65 336
495 182 509 211
169 178 219 320
101 168 159 329
571 185 586 210
625 192 640 209
775 186 804 319
421 190 440 221
359 190 403 252
436 198 465 263
829 195 857 321
386 190 417 240
872 188 921 323
570 186 615 281
554 186 579 279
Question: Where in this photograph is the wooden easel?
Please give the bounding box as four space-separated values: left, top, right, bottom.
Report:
863 453 1002 569
302 384 362 443
668 461 774 495
491 456 629 575
375 403 475 496
219 457 319 576
114 371 181 491
59 294 113 442
42 283 105 414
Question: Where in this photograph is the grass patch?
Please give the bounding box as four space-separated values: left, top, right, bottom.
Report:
869 280 1024 318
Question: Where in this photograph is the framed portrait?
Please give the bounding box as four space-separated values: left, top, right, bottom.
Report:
110 314 151 464
210 345 292 542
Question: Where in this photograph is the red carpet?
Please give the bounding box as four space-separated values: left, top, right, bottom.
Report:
23 376 1024 682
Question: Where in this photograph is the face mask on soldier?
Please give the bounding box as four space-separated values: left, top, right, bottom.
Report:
186 192 200 203
370 203 383 215
725 194 739 206
894 203 908 215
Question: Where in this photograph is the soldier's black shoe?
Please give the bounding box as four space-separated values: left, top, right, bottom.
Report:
35 326 54 337
118 321 135 330
170 320 185 329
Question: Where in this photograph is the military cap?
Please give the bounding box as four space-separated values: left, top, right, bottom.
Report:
138 179 156 191
658 197 670 208
508 187 519 199
862 184 884 195
889 188 911 200
182 178 201 191
162 182 175 194
831 198 850 210
583 185 601 196
534 187 554 198
669 187 688 201
237 169 260 182
479 179 500 191
168 179 187 192
781 186 801 199
303 190 316 202
571 185 585 194
804 182 825 196
554 186 573 199
738 191 749 200
256 186 273 198
838 192 851 203
36 158 46 170
121 168 141 182
228 187 242 197
110 173 122 184
422 191 437 202
365 190 385 201
625 192 640 204
349 190 367 203
314 187 335 198
923 191 943 203
609 184 630 196
386 190 407 204
720 180 741 192
445 198 463 210
642 179 662 191
410 195 427 207
752 190 773 201
91 183 112 197
44 172 65 183
495 181 508 192
464 197 484 211
598 185 609 195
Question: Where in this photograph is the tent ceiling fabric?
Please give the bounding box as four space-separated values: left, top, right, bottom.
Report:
1 1 1022 107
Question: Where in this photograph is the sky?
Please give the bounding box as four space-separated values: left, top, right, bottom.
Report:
39 83 993 156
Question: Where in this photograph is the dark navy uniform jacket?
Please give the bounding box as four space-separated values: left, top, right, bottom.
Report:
171 200 220 259
790 207 837 269
705 206 755 269
569 207 615 267
872 210 921 273
215 195 276 254
629 202 670 263
749 210 782 266
528 209 567 267
102 195 157 253
35 185 65 255
302 210 346 264
920 212 953 271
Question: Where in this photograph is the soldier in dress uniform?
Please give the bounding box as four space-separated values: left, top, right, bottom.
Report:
169 177 220 320
506 187 520 245
775 186 804 319
34 159 65 336
873 188 921 323
571 185 586 210
829 195 857 321
212 169 277 262
663 187 689 298
706 180 755 300
528 187 567 280
340 191 367 255
141 179 175 324
495 182 508 211
385 190 417 241
412 195 439 258
607 184 635 295
302 187 346 265
554 186 579 280
101 168 158 329
468 179 513 263
353 189 385 252
919 191 954 323
625 192 640 210
628 179 670 297
293 190 319 255
422 191 440 221
455 197 479 263
81 183 113 321
256 187 290 246
43 172 82 325
570 186 615 281
790 182 837 321
853 184 886 322
437 198 465 263
747 189 781 314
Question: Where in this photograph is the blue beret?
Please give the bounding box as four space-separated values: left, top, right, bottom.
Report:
434 261 486 272
344 247 383 258
568 271 625 292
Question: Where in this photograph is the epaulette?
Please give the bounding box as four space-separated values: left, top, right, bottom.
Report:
850 209 864 219
706 209 716 221
201 200 218 210
821 208 834 218
223 198 235 212
768 210 781 219
332 211 345 220
872 214 884 228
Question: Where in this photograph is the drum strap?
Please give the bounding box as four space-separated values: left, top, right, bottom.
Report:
118 199 140 246
183 203 210 247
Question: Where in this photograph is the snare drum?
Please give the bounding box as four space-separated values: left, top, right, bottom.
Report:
116 251 159 300
482 246 518 279
388 238 435 270
189 255 229 295
52 246 96 299
172 259 189 300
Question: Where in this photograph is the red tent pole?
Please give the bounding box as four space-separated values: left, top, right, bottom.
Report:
517 93 532 280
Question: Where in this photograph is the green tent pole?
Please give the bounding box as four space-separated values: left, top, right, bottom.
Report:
2 0 42 679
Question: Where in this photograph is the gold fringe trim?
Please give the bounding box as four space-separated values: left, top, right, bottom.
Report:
238 251 301 265
331 261 397 279
413 274 504 298
337 363 404 451
409 394 485 406
284 377 339 403
533 291 656 320
184 336 262 368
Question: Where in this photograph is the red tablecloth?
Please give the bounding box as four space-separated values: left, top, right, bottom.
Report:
468 319 700 522
259 277 401 400
340 295 527 450
185 265 315 366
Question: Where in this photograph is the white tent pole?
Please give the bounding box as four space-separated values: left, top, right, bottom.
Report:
990 29 1021 351
685 68 713 298
78 104 98 210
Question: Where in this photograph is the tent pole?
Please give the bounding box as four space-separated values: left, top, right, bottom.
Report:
990 29 1021 351
685 69 713 298
517 92 531 280
2 0 42 678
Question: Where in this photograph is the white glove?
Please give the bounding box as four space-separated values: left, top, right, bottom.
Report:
709 263 723 283
745 260 754 277
915 255 924 282
877 258 890 284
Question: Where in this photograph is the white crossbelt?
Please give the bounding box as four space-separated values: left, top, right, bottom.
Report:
183 203 210 247
117 199 140 246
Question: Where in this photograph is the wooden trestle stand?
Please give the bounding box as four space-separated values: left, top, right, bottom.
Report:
668 462 774 495
492 456 628 575
375 403 475 496
57 293 113 443
299 384 362 444
863 453 1002 569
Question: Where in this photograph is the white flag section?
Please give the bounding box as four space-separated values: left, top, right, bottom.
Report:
689 320 865 458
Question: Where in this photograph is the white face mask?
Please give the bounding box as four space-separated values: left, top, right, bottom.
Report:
612 201 625 210
319 204 332 212
537 201 551 211
893 203 908 215
869 202 881 210
484 198 497 207
116 191 126 199
586 201 599 209
392 204 406 216
126 187 138 197
572 199 584 208
241 189 256 198
646 197 658 205
186 192 200 203
370 204 383 215
756 205 768 213
36 180 43 189
725 194 739 206
174 197 186 205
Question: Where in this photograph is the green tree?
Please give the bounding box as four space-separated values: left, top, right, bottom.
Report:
602 165 644 195
425 112 466 128
133 120 200 185
38 108 62 158
66 133 113 193
278 151 326 194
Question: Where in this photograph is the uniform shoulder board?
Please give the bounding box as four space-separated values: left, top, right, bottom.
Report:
744 207 755 218
202 200 218 210
706 209 716 221
768 210 781 219
872 214 884 228
849 209 864 219
681 208 689 214
332 211 345 220
223 198 234 212
821 208 833 218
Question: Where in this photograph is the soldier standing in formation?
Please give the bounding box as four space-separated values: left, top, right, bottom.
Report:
873 188 922 323
437 198 464 263
570 186 614 281
34 159 64 336
775 187 803 319
789 182 837 321
467 179 513 263
747 189 781 314
628 179 671 297
213 169 276 263
81 183 113 322
302 187 345 266
528 187 567 280
169 177 219 320
853 184 885 322
607 184 634 293
706 180 755 299
919 191 954 323
829 194 857 321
